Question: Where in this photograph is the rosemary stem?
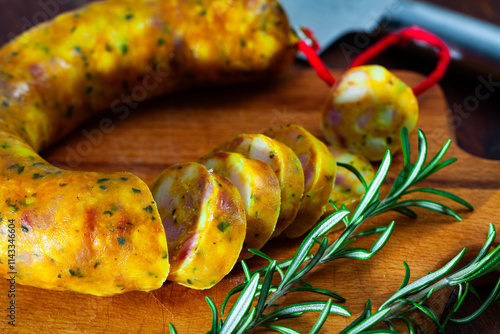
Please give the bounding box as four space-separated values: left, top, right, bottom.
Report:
382 277 451 320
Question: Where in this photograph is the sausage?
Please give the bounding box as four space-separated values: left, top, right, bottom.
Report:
261 125 337 239
0 141 169 296
323 147 375 219
0 0 296 152
150 162 246 289
321 65 418 161
209 133 304 238
0 0 296 295
198 152 281 259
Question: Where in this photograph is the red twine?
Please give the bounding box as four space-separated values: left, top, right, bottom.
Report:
297 27 336 86
349 26 451 96
297 26 451 96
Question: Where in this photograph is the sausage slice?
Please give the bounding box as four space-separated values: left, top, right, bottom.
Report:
199 152 280 259
262 125 336 238
151 162 246 289
210 134 304 238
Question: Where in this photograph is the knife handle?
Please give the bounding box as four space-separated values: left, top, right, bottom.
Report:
388 1 500 76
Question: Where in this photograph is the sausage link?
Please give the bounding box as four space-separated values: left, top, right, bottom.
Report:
0 135 169 296
198 152 281 260
321 65 418 161
151 162 246 289
262 125 337 239
209 133 304 238
0 0 296 295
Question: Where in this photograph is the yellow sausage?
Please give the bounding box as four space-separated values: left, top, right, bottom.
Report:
321 65 418 161
209 133 304 238
199 152 281 259
0 0 296 295
151 162 246 289
262 125 337 239
0 135 169 296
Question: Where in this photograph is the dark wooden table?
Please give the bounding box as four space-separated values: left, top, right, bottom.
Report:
1 1 499 333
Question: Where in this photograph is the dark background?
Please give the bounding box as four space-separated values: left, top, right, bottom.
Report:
0 0 499 332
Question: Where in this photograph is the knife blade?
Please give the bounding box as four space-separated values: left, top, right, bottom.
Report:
281 0 500 74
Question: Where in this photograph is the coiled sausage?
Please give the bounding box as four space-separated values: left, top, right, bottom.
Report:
0 0 296 295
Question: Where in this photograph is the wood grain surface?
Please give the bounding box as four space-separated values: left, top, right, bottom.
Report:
0 69 498 333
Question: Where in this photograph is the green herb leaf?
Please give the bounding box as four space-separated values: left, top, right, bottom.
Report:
217 222 230 233
337 161 368 191
219 274 260 333
205 296 219 334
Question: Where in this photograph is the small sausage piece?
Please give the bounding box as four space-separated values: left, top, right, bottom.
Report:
199 152 281 259
210 134 304 238
323 147 375 219
321 65 418 161
151 162 246 289
262 125 337 239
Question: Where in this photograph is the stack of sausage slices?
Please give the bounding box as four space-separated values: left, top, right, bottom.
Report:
151 124 374 289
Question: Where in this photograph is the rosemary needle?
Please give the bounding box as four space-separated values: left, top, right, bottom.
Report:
169 128 490 333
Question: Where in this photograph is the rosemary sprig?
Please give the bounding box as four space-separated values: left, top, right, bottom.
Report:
342 224 500 333
169 127 478 333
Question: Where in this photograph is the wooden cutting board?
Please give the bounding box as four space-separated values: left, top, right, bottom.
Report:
1 69 499 333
